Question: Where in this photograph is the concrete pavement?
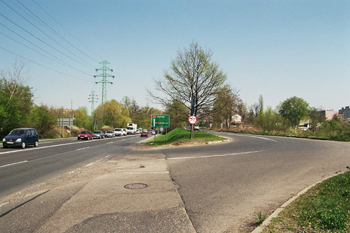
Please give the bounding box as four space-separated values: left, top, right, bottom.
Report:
0 150 196 233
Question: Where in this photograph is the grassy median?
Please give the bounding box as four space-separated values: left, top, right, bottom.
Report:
145 127 226 146
263 171 350 232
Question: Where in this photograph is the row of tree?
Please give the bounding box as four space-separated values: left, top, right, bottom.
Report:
0 62 56 138
1 43 343 140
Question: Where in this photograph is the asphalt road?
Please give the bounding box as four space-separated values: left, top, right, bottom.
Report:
0 135 141 199
1 131 350 233
163 131 350 232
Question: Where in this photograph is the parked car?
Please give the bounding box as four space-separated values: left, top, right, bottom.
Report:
122 128 127 136
141 129 148 137
151 130 156 135
77 130 93 140
194 125 200 130
105 130 115 138
2 128 39 149
92 130 105 139
136 129 140 134
114 128 123 136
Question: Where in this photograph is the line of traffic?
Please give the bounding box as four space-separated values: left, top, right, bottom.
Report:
0 135 136 155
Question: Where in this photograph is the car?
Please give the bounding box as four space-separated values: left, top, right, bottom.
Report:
105 130 115 138
151 130 156 135
194 125 200 130
140 129 148 137
77 130 93 140
122 128 127 136
92 130 105 139
136 129 140 134
114 128 123 136
2 128 39 149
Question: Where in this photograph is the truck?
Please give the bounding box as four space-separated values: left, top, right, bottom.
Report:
126 123 137 135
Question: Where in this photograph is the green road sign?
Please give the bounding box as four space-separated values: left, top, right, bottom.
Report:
151 114 170 128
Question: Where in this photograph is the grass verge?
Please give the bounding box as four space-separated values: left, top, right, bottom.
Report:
263 171 350 232
215 129 350 142
145 128 226 146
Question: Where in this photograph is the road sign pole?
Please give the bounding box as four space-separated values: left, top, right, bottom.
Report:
191 124 194 139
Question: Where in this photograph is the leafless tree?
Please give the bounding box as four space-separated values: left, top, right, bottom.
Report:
148 42 226 117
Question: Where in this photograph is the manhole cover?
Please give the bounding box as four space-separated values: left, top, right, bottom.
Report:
124 183 148 189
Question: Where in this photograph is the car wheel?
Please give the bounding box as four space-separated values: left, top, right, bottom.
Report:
34 141 38 147
77 137 80 140
21 142 26 149
3 144 8 148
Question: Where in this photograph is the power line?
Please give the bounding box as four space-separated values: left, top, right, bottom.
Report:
0 2 94 69
0 24 91 76
0 46 93 82
13 0 97 68
31 0 103 63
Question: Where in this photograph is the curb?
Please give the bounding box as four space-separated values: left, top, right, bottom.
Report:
251 172 345 233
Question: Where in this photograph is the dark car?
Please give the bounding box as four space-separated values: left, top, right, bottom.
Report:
140 129 148 137
92 130 105 139
2 128 39 149
77 130 93 140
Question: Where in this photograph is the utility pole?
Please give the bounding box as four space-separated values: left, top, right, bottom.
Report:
94 60 114 104
88 91 98 116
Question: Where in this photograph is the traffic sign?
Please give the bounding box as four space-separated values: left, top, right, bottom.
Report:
188 115 197 125
151 114 170 128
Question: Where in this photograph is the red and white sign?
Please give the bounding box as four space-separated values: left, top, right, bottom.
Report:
188 115 197 125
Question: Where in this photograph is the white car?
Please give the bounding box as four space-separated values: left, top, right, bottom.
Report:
122 128 127 136
114 128 123 136
105 130 115 138
194 125 200 130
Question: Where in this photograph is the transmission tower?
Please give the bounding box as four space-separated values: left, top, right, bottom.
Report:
88 91 98 116
94 60 114 104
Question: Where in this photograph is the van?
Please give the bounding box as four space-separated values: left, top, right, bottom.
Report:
2 128 39 149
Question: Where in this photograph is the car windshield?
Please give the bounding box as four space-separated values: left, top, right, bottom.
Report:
107 130 113 133
115 129 121 131
143 129 148 132
93 131 101 133
127 127 133 130
80 131 89 134
9 129 26 136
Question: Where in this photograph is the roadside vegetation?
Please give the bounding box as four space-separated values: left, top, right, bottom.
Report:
216 125 350 142
263 171 350 233
145 128 225 146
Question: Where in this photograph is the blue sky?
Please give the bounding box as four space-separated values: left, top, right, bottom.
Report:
0 0 349 115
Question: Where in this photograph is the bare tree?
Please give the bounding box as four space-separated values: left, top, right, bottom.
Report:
148 42 226 117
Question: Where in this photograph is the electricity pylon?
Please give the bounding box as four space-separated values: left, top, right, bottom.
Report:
94 60 114 104
88 91 98 116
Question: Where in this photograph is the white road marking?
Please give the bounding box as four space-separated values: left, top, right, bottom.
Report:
76 147 89 151
248 135 277 142
167 150 262 160
0 160 28 168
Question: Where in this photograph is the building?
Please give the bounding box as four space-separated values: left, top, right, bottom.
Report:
339 106 350 119
320 110 339 120
231 114 242 124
